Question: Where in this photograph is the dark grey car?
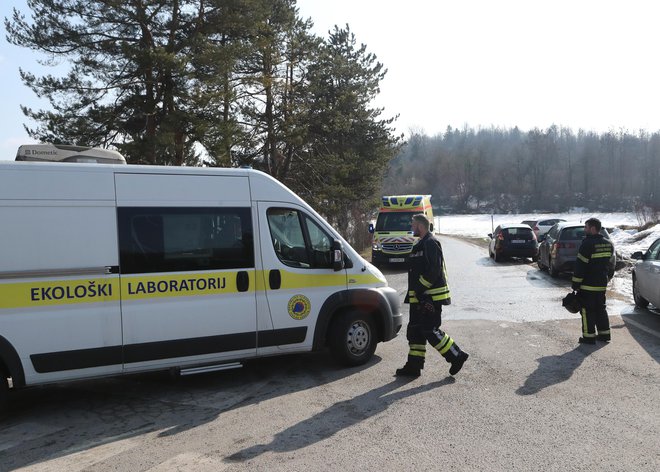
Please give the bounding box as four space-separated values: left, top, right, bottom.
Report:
488 224 538 262
537 221 616 278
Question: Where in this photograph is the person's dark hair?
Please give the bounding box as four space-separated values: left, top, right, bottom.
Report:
585 217 601 231
412 213 430 229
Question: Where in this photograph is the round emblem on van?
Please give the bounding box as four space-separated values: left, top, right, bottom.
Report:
288 294 311 320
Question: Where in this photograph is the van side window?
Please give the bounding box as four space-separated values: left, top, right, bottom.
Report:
266 209 335 269
304 215 333 269
118 207 253 274
267 208 310 268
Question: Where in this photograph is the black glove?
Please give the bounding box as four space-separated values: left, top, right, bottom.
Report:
419 296 435 314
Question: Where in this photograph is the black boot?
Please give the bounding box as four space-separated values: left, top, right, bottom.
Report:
597 333 611 342
449 351 469 376
395 364 421 377
578 337 596 345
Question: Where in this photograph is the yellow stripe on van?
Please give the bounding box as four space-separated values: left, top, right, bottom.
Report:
279 271 347 289
0 277 120 310
120 271 254 300
0 268 381 309
349 273 386 285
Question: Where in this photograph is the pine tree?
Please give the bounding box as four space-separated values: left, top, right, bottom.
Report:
299 25 401 239
5 0 205 164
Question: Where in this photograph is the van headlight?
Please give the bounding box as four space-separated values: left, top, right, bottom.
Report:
372 242 382 251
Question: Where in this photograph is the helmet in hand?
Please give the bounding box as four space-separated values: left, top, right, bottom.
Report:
562 292 582 314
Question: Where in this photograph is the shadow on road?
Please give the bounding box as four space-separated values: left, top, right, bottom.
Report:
525 269 572 289
477 256 535 267
516 343 606 396
618 305 660 364
226 376 456 462
0 352 380 470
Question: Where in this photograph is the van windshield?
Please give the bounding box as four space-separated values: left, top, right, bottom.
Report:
375 211 417 231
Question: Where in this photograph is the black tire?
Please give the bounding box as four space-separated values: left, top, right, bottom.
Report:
549 258 559 278
633 277 649 308
0 376 8 417
531 254 538 263
538 252 547 271
493 251 501 263
329 311 377 366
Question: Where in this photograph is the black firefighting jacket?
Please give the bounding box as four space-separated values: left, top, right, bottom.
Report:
571 233 614 291
405 233 451 305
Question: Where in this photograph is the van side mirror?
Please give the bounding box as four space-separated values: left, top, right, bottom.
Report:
332 239 345 271
488 233 493 239
429 223 434 232
538 234 546 243
368 223 374 234
631 251 644 260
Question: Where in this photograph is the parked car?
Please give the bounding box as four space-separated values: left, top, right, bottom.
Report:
488 224 538 262
631 237 660 309
521 218 566 238
537 222 616 278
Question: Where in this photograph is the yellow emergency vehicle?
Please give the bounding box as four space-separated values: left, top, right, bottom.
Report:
369 195 434 266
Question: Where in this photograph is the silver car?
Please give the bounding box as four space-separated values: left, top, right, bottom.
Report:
537 221 616 278
631 237 660 309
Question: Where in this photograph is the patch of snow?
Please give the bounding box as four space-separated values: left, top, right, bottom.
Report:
436 212 639 238
608 224 660 258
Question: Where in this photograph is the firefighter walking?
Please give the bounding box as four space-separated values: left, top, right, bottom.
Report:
571 217 613 344
396 214 469 377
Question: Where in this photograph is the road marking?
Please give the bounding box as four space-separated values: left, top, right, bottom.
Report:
0 422 63 452
624 317 660 339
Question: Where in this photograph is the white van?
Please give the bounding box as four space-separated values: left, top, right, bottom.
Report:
0 159 402 411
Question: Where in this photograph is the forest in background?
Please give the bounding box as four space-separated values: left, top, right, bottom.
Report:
384 125 660 219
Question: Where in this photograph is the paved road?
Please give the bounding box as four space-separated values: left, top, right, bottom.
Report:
1 237 658 471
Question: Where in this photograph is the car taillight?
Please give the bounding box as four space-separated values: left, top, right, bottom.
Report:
498 233 504 241
556 242 576 249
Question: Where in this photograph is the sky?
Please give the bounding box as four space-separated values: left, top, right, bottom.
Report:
2 0 660 160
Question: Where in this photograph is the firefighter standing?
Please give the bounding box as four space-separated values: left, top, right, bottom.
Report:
395 214 469 377
571 217 613 344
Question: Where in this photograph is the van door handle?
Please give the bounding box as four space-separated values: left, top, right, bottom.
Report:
236 271 249 292
269 269 281 290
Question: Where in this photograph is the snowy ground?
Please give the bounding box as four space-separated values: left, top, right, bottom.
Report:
435 212 660 303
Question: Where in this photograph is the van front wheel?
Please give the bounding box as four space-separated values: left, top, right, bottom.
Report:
329 311 377 366
0 376 9 416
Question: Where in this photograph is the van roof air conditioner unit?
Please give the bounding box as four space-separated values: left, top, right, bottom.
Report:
15 144 127 164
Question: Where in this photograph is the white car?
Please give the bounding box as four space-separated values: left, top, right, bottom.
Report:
521 218 566 239
631 237 660 309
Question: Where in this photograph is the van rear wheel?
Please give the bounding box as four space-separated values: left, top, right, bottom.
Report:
329 311 377 366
